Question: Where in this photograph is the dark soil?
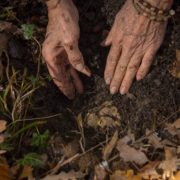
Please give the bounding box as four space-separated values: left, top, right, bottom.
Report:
0 0 180 177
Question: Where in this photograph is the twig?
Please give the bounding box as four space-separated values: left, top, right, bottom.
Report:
7 113 63 128
43 139 107 177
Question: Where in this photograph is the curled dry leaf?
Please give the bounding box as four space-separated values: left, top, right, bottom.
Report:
103 130 118 160
41 170 85 180
86 101 120 128
165 118 180 137
116 136 148 166
145 129 163 149
159 148 180 179
0 120 7 133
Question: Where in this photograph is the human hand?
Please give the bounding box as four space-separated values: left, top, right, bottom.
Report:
42 0 91 99
103 0 169 95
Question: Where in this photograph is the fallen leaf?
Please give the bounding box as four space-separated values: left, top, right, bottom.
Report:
166 118 180 137
18 166 33 180
110 170 142 180
86 101 120 128
169 50 180 79
0 120 7 133
94 164 108 180
172 118 180 128
174 171 180 180
140 161 161 179
159 148 180 179
145 129 163 149
0 159 13 180
41 170 85 180
103 130 118 160
116 137 148 166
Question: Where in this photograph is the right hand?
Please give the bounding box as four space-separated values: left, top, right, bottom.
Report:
42 0 91 99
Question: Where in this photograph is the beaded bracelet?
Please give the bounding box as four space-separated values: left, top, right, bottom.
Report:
133 0 175 22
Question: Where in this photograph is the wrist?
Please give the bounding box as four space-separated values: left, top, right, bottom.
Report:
45 0 61 10
146 0 173 10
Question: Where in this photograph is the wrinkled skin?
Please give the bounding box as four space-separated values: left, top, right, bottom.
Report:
104 0 167 95
43 0 170 99
42 0 91 99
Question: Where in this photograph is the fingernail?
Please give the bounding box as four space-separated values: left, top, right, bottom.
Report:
120 86 126 95
110 86 117 95
75 63 84 71
136 75 142 81
105 78 111 85
84 66 91 77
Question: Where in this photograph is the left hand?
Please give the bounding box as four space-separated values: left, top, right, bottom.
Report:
103 0 167 95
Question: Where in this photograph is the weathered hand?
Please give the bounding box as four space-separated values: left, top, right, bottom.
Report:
42 0 91 99
104 0 168 95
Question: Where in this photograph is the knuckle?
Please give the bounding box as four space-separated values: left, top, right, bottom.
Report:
63 37 77 47
127 65 138 72
70 56 82 65
119 65 127 72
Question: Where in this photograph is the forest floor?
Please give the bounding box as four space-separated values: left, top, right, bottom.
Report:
0 0 180 179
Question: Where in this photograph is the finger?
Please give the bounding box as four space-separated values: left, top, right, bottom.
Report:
104 43 122 85
69 67 84 94
42 35 61 63
46 51 76 99
119 54 143 95
110 47 133 94
136 48 157 81
64 41 91 77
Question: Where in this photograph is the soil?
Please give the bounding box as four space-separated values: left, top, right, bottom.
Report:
0 0 180 178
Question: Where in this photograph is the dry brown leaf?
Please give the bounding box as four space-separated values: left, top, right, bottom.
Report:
159 148 180 179
140 161 161 179
41 170 85 180
103 130 118 160
0 160 13 180
0 120 7 133
169 50 180 79
166 118 180 137
110 170 142 180
86 101 120 128
116 138 148 166
18 166 34 180
172 118 180 129
174 171 180 180
145 129 163 149
94 164 108 180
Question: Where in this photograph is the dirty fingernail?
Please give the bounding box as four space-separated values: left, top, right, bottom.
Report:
75 63 84 71
120 86 126 95
110 86 117 95
105 78 111 85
